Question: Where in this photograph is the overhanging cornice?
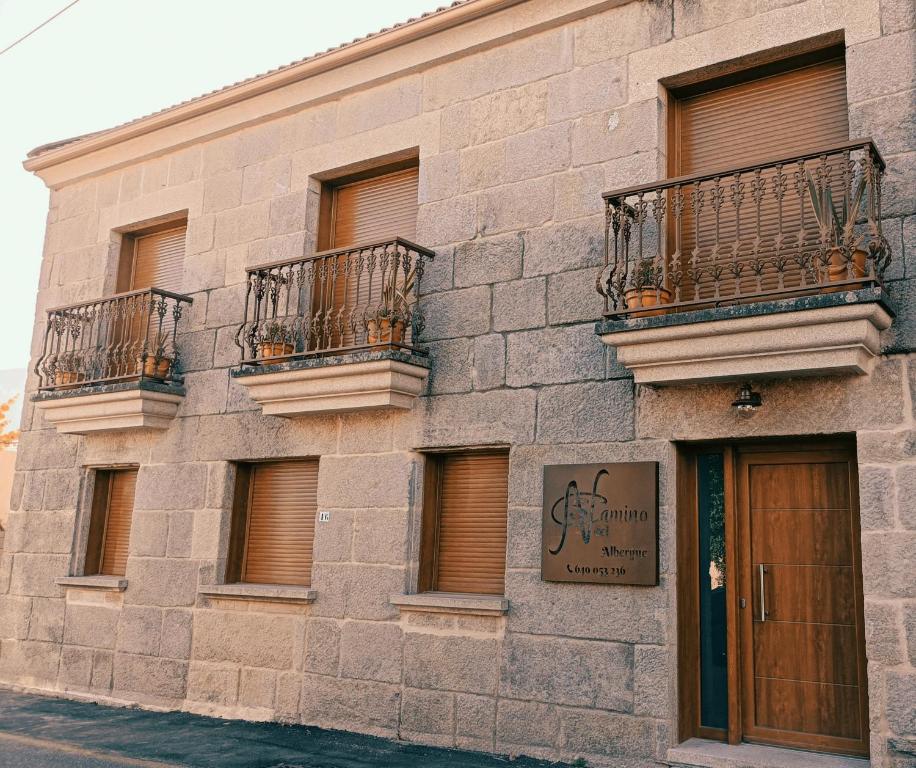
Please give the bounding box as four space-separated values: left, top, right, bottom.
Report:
24 0 629 188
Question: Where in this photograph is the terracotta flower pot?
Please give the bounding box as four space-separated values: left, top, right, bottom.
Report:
258 341 294 360
141 356 172 380
822 247 868 293
367 317 405 346
53 370 84 388
624 287 673 317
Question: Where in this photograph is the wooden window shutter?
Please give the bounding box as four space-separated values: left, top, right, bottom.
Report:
674 55 849 174
319 165 419 348
673 54 849 298
130 225 187 292
87 468 137 577
241 460 318 587
331 167 419 248
429 451 509 596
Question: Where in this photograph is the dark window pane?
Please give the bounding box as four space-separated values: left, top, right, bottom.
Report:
698 452 728 730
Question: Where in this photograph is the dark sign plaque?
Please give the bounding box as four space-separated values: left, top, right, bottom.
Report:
542 462 658 586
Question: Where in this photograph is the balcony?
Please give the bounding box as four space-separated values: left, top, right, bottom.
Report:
595 139 894 385
231 237 433 416
32 288 193 433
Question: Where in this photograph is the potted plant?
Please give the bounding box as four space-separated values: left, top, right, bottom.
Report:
623 259 672 317
140 332 173 380
807 172 868 288
367 310 406 346
53 352 85 387
258 320 294 360
366 264 415 346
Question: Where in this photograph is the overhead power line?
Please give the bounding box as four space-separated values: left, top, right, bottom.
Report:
0 0 80 59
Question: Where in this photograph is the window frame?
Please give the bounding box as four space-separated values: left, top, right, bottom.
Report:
115 216 189 293
418 449 510 596
84 466 139 577
316 156 419 251
665 42 847 180
225 459 319 588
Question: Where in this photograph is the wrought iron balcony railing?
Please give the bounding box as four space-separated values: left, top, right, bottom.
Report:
36 288 193 392
236 237 435 367
597 139 890 317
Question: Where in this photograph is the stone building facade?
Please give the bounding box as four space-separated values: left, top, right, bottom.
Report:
1 1 914 766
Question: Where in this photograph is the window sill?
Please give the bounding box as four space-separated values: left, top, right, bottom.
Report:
389 592 509 616
55 575 127 592
198 584 317 604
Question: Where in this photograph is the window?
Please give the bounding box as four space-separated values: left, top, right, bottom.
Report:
671 51 848 175
311 162 420 350
112 221 188 377
117 222 187 293
419 450 510 596
318 162 419 250
668 49 849 301
85 468 138 577
696 452 728 732
227 460 319 587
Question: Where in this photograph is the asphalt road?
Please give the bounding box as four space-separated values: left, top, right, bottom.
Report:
0 732 178 767
0 689 569 768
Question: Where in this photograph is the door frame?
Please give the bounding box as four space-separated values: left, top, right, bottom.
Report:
676 437 869 756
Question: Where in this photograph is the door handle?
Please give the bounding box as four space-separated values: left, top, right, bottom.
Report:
759 563 767 622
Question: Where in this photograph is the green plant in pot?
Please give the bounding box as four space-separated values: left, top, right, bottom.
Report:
806 172 869 288
367 262 415 346
624 258 671 316
140 331 173 380
258 320 294 360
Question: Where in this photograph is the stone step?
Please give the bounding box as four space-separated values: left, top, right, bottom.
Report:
666 739 870 768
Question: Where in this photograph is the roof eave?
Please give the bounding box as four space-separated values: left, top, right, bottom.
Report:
23 0 523 174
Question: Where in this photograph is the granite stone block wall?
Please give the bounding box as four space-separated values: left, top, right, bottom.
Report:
1 0 914 766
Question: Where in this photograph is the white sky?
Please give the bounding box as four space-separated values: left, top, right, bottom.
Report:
0 0 443 372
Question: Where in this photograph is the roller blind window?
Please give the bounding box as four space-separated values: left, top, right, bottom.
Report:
115 224 187 356
330 166 419 248
675 56 849 174
85 468 138 577
672 54 849 299
229 460 319 587
317 165 419 348
422 451 510 596
130 225 187 292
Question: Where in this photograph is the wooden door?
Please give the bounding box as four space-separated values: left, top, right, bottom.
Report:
111 225 187 376
736 448 868 756
318 167 419 349
130 225 187 340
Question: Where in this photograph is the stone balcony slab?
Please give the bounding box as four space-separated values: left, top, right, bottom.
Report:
596 289 894 385
231 350 430 416
33 381 185 435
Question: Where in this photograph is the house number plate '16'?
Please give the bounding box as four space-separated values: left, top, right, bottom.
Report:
541 462 658 586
